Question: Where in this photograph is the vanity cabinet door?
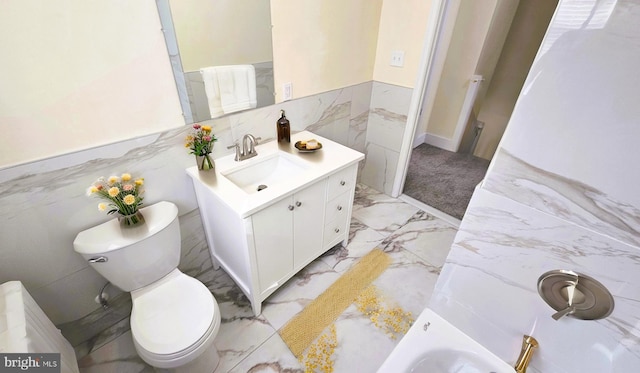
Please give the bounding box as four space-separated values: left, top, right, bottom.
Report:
252 196 295 294
292 179 327 268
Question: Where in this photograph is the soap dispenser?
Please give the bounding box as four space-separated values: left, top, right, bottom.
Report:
277 110 291 143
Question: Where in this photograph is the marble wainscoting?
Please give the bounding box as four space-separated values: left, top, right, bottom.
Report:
0 125 204 325
360 82 414 196
430 187 640 373
76 184 459 373
0 81 373 328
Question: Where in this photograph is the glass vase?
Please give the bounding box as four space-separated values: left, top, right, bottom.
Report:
118 210 145 228
196 153 215 171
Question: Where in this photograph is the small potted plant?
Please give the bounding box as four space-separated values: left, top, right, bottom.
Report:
185 123 217 170
87 173 145 227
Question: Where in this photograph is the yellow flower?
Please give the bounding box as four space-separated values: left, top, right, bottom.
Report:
108 187 120 197
135 178 144 186
121 173 132 181
108 176 120 185
98 203 107 211
123 194 136 205
202 125 212 132
86 186 98 196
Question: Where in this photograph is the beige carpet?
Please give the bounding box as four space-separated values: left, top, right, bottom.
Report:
279 249 391 357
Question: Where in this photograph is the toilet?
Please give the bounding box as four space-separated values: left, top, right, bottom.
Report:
73 201 221 372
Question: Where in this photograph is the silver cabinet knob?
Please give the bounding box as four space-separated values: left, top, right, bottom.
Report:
88 256 108 263
340 180 346 186
337 205 342 211
288 205 294 211
334 228 340 233
296 201 302 207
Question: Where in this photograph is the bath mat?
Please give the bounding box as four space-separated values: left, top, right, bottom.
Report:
279 248 391 357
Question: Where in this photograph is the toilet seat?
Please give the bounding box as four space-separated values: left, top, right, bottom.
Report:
130 269 220 368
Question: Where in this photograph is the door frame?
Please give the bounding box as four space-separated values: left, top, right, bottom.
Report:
391 0 457 197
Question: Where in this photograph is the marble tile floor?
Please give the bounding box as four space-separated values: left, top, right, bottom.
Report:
76 184 458 373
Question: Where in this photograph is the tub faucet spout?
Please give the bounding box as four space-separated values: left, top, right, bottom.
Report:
514 335 538 373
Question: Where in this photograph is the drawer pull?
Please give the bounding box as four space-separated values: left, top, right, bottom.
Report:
334 228 340 233
288 205 294 211
337 205 343 211
296 201 302 207
340 180 346 186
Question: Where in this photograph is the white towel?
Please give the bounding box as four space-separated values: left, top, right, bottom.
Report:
200 65 257 117
200 67 224 118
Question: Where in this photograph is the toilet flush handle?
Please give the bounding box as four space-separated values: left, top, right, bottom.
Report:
88 256 108 263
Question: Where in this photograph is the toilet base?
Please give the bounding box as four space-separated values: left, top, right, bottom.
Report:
153 342 220 373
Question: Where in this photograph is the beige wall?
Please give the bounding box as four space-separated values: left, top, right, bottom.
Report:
0 0 184 168
270 0 383 102
474 0 558 159
170 0 273 72
373 0 434 88
424 0 497 139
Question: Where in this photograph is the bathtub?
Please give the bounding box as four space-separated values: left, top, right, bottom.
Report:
378 308 514 373
0 281 79 373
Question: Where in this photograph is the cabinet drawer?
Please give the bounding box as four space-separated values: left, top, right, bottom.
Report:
327 165 357 200
325 191 351 223
323 216 349 248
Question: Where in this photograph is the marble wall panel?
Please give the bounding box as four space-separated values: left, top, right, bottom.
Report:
430 188 640 372
360 82 413 194
0 83 373 326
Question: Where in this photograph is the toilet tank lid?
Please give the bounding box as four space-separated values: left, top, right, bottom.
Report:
73 201 178 255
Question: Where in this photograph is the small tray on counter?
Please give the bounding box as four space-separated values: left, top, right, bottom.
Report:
294 141 323 152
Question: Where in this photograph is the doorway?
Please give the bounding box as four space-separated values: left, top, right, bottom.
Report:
395 0 558 221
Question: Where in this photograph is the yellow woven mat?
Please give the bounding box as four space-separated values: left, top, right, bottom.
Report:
279 248 391 357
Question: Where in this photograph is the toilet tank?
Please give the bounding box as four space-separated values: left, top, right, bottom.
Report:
73 201 181 292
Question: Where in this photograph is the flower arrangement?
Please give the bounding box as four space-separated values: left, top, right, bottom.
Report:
87 173 145 225
185 124 217 170
185 124 217 156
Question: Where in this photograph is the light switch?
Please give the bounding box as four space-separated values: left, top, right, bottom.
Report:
282 82 292 101
390 50 405 67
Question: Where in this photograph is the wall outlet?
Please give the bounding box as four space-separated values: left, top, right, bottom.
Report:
282 82 292 101
390 50 405 67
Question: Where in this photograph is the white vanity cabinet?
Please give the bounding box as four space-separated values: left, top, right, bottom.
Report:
188 132 363 315
250 179 327 297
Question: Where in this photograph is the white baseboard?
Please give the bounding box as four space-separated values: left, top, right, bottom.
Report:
424 133 456 151
412 132 427 148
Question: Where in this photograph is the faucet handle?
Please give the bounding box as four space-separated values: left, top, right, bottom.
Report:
227 143 241 161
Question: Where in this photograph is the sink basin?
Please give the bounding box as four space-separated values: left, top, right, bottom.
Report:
378 308 514 373
222 152 308 193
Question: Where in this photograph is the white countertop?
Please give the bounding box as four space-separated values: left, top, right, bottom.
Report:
186 131 364 218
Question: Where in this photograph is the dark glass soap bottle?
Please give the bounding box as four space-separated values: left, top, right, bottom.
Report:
277 110 291 143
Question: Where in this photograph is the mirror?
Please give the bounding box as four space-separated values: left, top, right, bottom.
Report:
160 0 275 124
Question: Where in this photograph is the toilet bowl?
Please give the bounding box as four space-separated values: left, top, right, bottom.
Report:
130 269 221 370
73 201 221 372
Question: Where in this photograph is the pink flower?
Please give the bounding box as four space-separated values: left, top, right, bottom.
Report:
192 124 201 129
123 184 134 191
203 136 211 142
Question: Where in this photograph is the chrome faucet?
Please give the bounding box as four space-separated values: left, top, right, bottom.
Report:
226 134 261 161
514 335 538 373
